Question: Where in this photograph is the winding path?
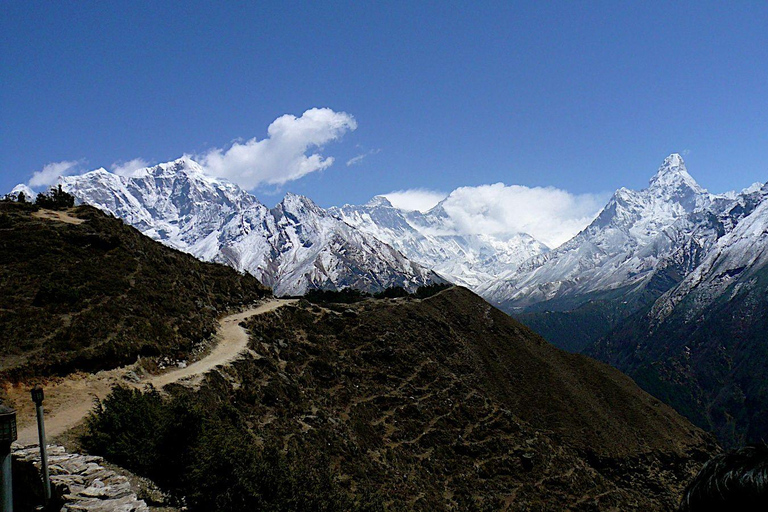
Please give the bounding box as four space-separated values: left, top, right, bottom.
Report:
11 299 295 446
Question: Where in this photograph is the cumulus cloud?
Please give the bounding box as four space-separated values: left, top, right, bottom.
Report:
111 158 149 177
434 183 607 248
28 160 83 188
383 189 448 212
200 108 357 189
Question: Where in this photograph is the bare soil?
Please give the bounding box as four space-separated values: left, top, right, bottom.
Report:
31 208 86 225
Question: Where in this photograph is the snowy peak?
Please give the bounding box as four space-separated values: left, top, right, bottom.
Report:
480 154 723 309
365 195 394 208
139 156 206 177
593 154 712 234
656 153 685 175
8 183 37 201
275 192 325 218
648 153 706 197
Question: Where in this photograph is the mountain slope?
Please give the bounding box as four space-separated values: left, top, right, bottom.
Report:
481 155 718 309
589 184 768 447
483 154 741 351
86 287 716 510
0 200 270 380
331 196 549 288
60 159 441 295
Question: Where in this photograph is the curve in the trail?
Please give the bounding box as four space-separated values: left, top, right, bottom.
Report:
14 299 295 445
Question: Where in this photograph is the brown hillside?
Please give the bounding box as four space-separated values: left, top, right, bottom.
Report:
0 201 270 380
181 286 716 510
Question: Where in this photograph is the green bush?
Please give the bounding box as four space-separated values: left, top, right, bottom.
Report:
373 286 410 299
83 386 384 512
35 185 75 210
304 288 372 304
413 283 451 299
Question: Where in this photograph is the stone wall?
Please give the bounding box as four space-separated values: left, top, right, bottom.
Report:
12 444 149 512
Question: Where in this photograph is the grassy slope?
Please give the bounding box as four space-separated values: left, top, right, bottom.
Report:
0 201 270 380
176 286 714 510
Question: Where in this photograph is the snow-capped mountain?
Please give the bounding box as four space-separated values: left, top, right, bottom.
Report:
587 182 768 446
649 182 768 325
479 154 730 311
60 158 442 296
330 196 549 288
7 183 37 202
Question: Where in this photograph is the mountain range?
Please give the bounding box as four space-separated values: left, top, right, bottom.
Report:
478 155 768 446
14 152 768 445
58 159 442 296
57 159 554 294
330 196 548 288
588 181 768 447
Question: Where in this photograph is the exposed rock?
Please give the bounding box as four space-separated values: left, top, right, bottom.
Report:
12 443 149 512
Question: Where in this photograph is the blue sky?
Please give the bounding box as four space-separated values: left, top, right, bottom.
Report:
2 1 767 209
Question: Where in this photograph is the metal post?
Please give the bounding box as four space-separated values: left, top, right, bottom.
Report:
0 403 16 512
31 386 51 505
1 441 12 512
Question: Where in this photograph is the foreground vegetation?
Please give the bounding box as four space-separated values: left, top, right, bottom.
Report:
84 386 384 511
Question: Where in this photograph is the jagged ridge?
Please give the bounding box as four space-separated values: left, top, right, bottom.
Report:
59 159 442 296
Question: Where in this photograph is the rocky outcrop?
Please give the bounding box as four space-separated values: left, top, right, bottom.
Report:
12 444 149 512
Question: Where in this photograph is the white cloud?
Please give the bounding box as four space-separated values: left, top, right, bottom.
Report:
383 189 448 212
28 160 82 188
200 108 357 189
346 154 367 166
111 158 149 177
347 148 381 166
434 183 607 248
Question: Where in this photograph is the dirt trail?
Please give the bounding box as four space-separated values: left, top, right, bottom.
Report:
31 209 85 225
10 299 295 446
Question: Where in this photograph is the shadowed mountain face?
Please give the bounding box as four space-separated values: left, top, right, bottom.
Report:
0 201 270 380
212 287 714 510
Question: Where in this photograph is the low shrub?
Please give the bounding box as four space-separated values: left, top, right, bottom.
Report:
83 386 384 512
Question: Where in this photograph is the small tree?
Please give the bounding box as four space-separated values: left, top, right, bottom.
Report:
35 185 75 210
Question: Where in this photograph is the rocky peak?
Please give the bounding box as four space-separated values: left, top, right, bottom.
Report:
275 192 325 219
365 195 394 208
154 156 205 175
648 153 706 195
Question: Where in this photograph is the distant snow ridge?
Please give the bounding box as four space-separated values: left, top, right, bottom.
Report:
7 183 37 202
61 158 441 296
649 182 768 325
330 197 549 288
57 152 763 308
478 153 760 311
